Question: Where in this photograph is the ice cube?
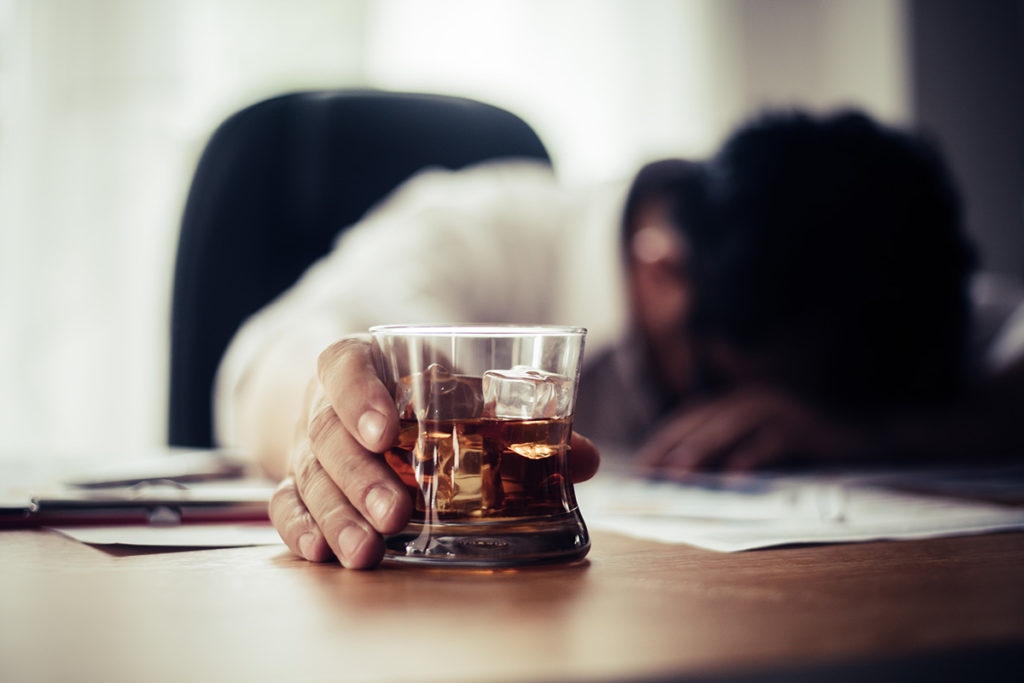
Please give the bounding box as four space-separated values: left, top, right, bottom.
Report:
447 428 504 514
481 365 574 420
409 424 501 515
396 363 483 420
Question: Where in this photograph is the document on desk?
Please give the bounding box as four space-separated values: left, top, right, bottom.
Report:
1 449 283 549
38 479 281 548
576 466 1024 552
38 482 284 549
50 523 283 548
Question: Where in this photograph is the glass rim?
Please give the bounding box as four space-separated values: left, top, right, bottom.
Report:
369 323 586 338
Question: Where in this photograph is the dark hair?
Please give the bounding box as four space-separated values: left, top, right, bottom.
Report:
621 158 704 251
680 109 976 410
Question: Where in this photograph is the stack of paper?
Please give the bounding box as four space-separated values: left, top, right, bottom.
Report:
576 467 1024 552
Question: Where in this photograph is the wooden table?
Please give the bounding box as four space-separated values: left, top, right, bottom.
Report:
2 528 1023 682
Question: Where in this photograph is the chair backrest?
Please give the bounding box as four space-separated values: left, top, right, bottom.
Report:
169 90 551 448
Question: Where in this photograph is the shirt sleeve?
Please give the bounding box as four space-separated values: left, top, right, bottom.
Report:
989 299 1024 370
211 160 573 446
971 272 1024 372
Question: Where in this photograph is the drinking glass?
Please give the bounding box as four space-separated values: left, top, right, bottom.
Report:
371 324 589 567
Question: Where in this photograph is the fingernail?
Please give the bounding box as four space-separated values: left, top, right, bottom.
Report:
337 524 367 567
358 410 387 446
298 532 317 561
366 486 398 527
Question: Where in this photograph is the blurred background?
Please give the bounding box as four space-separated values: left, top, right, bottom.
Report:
0 0 1020 461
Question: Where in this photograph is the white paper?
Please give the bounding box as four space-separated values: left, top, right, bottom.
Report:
49 523 284 548
576 470 1024 552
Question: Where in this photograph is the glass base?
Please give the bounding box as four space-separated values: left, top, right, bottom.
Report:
383 509 589 568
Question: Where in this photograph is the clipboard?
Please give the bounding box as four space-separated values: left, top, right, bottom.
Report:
25 483 272 526
1 450 272 528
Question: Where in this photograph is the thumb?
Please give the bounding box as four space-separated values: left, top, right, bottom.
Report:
568 432 600 483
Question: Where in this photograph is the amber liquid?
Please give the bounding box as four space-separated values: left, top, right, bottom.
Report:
384 416 576 522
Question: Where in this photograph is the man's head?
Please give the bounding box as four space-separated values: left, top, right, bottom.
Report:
627 109 976 413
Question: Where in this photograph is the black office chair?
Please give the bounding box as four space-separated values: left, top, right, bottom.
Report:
169 90 551 448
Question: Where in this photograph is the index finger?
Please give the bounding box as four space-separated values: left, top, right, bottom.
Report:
317 336 400 453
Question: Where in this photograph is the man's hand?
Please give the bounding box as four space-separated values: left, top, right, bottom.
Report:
269 336 600 568
636 387 870 474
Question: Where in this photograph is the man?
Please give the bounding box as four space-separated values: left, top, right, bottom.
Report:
215 109 1024 568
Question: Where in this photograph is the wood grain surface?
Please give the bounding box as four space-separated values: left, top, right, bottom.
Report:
2 528 1023 682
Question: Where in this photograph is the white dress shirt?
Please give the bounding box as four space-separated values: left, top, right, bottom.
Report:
213 160 640 449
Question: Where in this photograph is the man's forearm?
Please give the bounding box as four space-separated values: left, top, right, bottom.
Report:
228 336 321 481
